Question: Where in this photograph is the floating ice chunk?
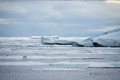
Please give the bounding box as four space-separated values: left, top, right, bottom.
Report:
54 39 74 45
31 36 41 39
41 36 73 45
41 36 59 45
77 38 93 47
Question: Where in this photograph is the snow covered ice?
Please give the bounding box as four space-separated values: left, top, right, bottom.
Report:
73 28 120 47
41 36 75 45
39 28 120 47
93 31 120 47
0 36 120 80
0 29 120 80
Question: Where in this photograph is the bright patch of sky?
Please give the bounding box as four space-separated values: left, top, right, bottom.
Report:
0 0 120 37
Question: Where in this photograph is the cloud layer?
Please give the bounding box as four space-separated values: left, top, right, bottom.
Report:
0 1 120 37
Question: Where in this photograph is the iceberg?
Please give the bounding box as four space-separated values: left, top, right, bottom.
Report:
54 40 74 45
31 36 41 39
76 38 93 47
93 31 120 47
41 36 74 45
73 28 120 47
40 28 120 47
41 36 59 45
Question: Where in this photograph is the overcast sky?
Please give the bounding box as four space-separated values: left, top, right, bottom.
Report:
0 0 120 37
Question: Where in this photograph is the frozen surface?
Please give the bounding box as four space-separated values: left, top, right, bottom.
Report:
74 28 120 47
93 31 120 47
0 37 120 80
77 38 93 47
41 36 88 45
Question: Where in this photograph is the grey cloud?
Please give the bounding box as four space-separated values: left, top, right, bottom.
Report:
0 1 120 37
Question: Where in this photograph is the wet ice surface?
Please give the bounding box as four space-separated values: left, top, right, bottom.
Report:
0 37 120 80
